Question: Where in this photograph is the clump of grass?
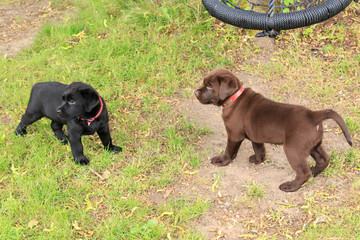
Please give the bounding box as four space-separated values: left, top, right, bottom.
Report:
244 180 266 199
321 148 360 177
300 186 360 239
211 172 223 193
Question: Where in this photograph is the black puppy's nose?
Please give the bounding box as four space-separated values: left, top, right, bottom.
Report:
194 90 200 97
56 107 62 114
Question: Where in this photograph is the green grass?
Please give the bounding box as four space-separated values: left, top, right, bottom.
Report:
244 180 266 199
1 0 360 239
300 180 360 239
0 0 223 238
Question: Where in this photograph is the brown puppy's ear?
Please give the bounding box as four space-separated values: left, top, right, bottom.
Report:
218 76 237 100
80 88 99 113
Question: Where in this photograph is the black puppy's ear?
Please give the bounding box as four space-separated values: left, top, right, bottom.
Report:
80 88 99 113
218 76 237 100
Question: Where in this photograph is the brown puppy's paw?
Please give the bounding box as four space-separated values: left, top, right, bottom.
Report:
310 167 321 177
249 155 264 164
211 156 231 166
279 181 301 192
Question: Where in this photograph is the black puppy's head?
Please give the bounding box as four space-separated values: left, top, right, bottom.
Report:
57 82 100 120
194 68 242 107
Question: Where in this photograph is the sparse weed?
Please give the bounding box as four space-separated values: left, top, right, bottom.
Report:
324 148 360 176
244 180 266 199
211 173 223 192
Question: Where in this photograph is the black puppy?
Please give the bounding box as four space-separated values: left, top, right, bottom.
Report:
15 82 122 165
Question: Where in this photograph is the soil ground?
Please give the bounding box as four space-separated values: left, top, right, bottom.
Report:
0 2 353 239
0 0 64 56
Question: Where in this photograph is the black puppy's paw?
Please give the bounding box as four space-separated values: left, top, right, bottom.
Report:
60 138 69 145
15 127 27 136
211 156 231 166
74 155 90 165
54 132 68 145
109 145 122 153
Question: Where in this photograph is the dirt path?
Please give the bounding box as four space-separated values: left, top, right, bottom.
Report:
0 0 64 56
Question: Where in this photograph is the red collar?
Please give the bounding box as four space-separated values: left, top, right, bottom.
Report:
79 95 104 126
222 86 244 108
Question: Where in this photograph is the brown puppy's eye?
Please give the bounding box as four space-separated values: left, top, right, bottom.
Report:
206 84 213 90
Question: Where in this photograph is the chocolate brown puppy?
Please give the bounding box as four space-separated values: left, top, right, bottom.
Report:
15 82 122 165
195 68 352 192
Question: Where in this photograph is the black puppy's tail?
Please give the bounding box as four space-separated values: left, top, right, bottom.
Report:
313 109 352 146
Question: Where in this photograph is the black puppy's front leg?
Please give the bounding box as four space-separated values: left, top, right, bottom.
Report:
211 139 243 166
97 125 122 152
68 131 89 165
51 121 68 145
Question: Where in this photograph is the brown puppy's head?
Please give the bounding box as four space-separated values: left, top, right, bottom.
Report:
194 68 242 106
57 82 100 120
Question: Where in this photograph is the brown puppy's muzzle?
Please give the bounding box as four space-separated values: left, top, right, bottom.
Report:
194 89 201 98
194 88 206 104
195 86 217 105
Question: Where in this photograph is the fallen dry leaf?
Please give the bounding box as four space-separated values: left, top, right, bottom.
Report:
126 206 138 218
27 219 38 228
88 167 105 180
101 170 111 180
72 220 83 231
163 189 172 199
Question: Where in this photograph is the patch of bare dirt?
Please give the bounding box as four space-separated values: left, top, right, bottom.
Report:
0 0 67 56
248 37 276 64
150 72 353 239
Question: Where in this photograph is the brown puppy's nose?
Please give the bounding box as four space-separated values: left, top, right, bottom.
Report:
194 90 200 97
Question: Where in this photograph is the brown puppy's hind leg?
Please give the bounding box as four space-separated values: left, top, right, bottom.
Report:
279 146 312 192
249 142 266 164
310 144 330 177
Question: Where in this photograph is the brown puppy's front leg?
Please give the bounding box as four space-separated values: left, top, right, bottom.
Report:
249 142 266 164
211 139 243 166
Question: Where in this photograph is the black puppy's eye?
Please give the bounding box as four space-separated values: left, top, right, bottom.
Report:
68 98 75 105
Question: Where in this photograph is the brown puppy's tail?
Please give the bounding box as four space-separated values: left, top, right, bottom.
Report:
314 109 352 146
